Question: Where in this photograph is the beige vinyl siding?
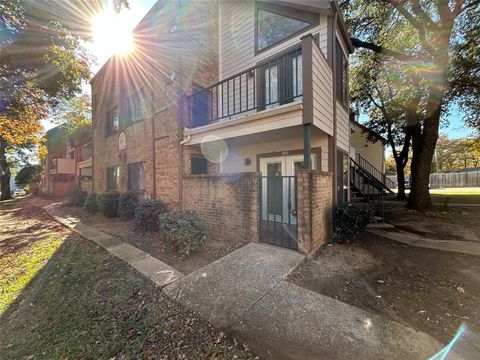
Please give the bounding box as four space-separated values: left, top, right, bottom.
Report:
219 1 329 79
312 42 333 135
336 102 350 152
219 127 329 173
351 125 385 172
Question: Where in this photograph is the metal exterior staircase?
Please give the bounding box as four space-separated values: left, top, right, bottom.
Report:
349 155 394 219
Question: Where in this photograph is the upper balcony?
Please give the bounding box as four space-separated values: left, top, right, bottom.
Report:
184 35 333 144
49 158 75 175
78 142 93 168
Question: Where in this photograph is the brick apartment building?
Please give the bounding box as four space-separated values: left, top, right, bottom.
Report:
91 0 391 254
40 126 93 197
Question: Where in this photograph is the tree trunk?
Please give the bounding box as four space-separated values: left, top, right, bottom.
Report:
0 143 12 201
396 163 407 200
408 149 433 210
407 105 441 211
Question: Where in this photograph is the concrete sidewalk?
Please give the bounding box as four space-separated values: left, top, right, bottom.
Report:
164 243 445 360
368 228 480 256
36 200 450 360
36 201 183 288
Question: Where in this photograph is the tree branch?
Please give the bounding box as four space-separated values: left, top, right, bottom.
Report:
350 37 414 61
390 0 436 55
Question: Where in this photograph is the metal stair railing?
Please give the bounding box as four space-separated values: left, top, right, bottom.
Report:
350 158 387 219
355 154 394 194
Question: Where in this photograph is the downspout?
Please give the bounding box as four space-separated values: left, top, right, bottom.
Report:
331 8 338 207
180 134 191 145
151 83 156 199
177 0 184 210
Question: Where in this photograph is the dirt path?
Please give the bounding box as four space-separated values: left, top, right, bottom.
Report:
288 234 480 344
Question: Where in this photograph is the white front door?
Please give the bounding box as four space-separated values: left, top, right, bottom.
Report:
260 154 317 225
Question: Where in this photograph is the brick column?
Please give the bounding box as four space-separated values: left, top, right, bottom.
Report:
296 169 333 254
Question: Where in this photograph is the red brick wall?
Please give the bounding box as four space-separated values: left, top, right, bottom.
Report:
91 0 218 210
182 173 260 243
296 170 333 254
53 179 74 198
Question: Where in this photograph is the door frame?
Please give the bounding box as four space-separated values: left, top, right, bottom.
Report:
259 153 317 225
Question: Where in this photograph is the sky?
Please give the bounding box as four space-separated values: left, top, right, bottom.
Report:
41 0 156 131
42 0 475 140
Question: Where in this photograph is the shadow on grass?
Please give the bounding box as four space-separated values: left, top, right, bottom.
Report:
0 234 254 359
0 199 68 257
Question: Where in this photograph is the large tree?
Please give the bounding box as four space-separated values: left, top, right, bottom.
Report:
342 0 480 210
350 39 423 199
53 94 92 147
0 0 91 200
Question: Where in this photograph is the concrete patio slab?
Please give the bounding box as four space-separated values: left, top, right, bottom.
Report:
163 243 304 328
108 243 149 263
130 256 183 288
232 281 445 360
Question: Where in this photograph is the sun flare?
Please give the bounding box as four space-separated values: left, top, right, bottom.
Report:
90 9 135 60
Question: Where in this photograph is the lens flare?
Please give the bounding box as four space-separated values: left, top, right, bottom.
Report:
428 323 466 360
90 9 134 58
201 135 228 163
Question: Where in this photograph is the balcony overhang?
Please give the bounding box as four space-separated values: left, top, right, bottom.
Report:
78 158 92 169
184 102 303 145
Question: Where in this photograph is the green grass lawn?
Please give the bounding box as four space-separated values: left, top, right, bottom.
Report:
0 209 255 359
394 187 480 204
428 187 480 204
0 234 63 313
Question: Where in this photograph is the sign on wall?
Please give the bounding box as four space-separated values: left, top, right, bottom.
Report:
118 132 126 151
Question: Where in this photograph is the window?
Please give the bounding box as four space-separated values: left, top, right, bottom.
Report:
256 3 316 52
106 166 119 191
335 40 348 106
124 88 147 125
127 162 146 192
106 105 118 136
92 94 97 128
261 49 302 109
191 86 209 127
191 156 208 174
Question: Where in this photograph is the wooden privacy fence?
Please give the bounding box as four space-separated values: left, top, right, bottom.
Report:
430 172 480 188
387 172 480 188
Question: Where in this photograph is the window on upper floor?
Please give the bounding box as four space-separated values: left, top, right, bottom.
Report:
105 105 119 136
261 48 303 109
256 2 317 52
127 162 146 192
92 93 97 128
335 40 348 106
124 88 147 126
106 165 119 191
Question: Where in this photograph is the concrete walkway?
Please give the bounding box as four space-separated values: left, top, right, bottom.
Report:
37 202 183 288
35 200 449 360
164 243 445 360
368 228 480 256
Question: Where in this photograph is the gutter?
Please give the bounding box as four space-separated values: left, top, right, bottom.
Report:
180 134 191 145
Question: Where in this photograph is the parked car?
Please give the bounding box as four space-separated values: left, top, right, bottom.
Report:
14 188 26 197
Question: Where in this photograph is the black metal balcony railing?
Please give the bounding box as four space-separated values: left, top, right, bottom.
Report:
187 48 303 128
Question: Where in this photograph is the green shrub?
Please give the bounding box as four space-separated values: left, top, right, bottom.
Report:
333 203 374 243
68 187 87 207
158 211 207 257
119 192 139 219
97 191 120 218
84 193 97 213
134 199 167 231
